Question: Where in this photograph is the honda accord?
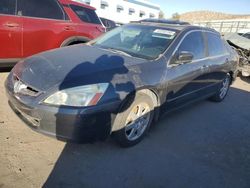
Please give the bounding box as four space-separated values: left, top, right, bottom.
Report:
5 23 238 147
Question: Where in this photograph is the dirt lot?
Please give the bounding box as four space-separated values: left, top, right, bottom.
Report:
0 72 250 188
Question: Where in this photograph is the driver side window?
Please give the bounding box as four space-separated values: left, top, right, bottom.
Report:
177 31 205 60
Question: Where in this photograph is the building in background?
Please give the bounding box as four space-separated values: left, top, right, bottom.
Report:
73 0 160 24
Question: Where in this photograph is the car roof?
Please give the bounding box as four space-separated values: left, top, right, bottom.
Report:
139 18 190 25
128 22 218 34
59 0 96 10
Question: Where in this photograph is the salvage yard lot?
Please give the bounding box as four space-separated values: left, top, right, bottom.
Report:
0 72 250 188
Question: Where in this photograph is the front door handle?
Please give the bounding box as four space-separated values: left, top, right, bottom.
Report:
3 23 20 28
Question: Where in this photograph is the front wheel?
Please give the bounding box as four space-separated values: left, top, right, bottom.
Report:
113 93 155 147
210 74 231 102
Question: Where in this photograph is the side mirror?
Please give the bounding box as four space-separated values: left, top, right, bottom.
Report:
177 51 194 64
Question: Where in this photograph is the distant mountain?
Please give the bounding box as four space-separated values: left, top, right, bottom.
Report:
179 11 250 22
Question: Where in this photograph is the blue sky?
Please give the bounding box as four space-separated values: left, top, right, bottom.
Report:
151 0 250 18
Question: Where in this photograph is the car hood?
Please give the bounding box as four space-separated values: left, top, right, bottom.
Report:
12 45 146 91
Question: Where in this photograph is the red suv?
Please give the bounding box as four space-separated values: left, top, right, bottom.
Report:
0 0 105 67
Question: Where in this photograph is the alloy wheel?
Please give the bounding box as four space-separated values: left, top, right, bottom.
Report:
125 102 151 141
219 76 230 99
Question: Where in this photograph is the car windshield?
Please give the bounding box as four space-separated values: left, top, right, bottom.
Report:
92 24 177 60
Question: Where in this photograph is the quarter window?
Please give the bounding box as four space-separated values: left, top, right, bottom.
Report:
207 32 226 56
17 0 64 20
0 0 16 15
178 31 205 60
70 5 101 25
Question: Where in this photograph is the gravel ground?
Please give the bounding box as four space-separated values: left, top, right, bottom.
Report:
0 72 249 188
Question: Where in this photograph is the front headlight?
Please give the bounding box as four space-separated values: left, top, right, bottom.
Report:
43 83 109 107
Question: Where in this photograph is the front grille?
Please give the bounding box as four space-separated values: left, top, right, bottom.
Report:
12 75 41 97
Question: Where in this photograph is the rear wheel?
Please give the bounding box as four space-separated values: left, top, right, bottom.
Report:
113 93 155 147
210 74 231 102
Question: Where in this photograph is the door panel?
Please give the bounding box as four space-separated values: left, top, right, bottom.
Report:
163 30 211 111
206 55 229 89
0 0 22 59
0 15 22 58
205 32 230 88
17 0 75 57
22 17 76 57
166 60 209 104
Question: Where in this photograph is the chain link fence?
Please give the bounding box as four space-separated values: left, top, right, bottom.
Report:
194 20 250 33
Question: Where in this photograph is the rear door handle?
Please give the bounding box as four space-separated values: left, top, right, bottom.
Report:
201 65 209 69
96 26 105 33
3 23 20 28
64 26 74 31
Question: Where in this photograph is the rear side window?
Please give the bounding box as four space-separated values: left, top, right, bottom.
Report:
18 0 64 20
101 18 116 28
206 32 226 56
178 31 205 60
0 0 16 15
70 5 101 25
107 20 116 28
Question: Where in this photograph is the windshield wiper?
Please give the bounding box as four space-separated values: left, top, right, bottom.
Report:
107 48 132 57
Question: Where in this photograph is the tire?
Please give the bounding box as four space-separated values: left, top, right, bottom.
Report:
210 74 231 102
113 92 155 147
